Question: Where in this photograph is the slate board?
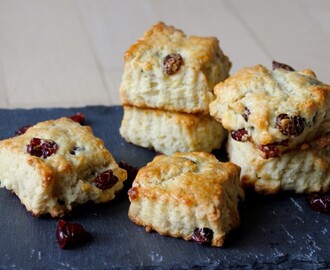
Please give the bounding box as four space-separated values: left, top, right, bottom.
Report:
0 106 329 270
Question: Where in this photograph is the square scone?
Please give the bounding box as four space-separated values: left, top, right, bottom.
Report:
120 22 231 114
0 117 127 217
120 106 226 155
128 152 244 247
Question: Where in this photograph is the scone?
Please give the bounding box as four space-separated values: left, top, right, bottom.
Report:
120 21 231 114
128 152 244 247
227 136 330 194
210 62 330 158
0 117 127 217
120 106 226 155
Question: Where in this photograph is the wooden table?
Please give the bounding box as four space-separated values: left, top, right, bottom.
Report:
1 0 329 109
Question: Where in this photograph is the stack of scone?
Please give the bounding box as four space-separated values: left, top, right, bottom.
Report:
210 61 330 194
119 22 231 155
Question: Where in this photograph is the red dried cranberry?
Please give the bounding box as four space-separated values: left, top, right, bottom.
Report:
93 170 118 190
306 194 330 214
242 107 251 122
56 219 90 249
128 187 138 200
272 61 295 71
68 113 85 125
191 228 213 245
15 125 32 136
163 53 183 75
118 161 139 182
26 138 58 158
231 128 249 142
257 140 288 159
276 114 305 137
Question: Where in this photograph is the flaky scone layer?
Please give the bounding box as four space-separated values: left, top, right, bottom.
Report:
120 22 231 114
120 106 227 155
0 117 127 217
128 152 243 247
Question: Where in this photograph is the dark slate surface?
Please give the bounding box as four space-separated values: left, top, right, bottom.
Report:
0 106 329 270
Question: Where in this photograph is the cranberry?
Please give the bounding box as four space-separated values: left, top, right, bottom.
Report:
56 219 90 249
242 107 251 122
15 125 32 136
257 140 288 159
93 170 118 190
128 187 138 200
306 194 330 214
118 161 139 182
163 53 183 75
272 61 295 71
26 138 58 158
276 114 305 137
68 113 85 125
191 228 213 245
231 128 249 142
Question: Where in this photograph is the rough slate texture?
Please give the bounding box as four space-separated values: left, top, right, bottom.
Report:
0 106 329 269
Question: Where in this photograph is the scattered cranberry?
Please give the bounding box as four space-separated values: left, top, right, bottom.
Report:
231 128 249 142
306 194 330 214
257 140 288 159
118 161 139 182
15 125 32 136
242 107 251 122
276 114 305 137
191 228 213 245
163 53 183 75
68 113 85 125
56 219 90 249
26 138 58 158
272 61 295 72
93 170 118 190
128 187 138 200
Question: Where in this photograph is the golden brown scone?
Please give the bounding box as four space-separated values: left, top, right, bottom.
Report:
210 63 330 158
227 136 330 194
0 117 127 217
119 106 226 155
128 152 244 247
120 22 231 114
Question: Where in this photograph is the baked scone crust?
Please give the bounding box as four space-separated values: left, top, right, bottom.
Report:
210 64 330 158
0 117 127 217
120 22 231 114
227 136 330 194
120 105 227 155
128 152 243 247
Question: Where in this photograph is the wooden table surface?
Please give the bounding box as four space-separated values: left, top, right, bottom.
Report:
1 0 329 109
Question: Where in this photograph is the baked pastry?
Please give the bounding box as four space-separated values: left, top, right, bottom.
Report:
120 106 226 155
128 152 243 247
210 63 330 158
227 136 330 194
120 21 231 114
0 117 127 217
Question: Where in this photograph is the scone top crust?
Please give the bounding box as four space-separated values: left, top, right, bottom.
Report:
0 117 127 217
210 64 330 158
129 152 243 207
120 22 231 114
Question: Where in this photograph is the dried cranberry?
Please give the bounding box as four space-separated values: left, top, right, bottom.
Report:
257 140 288 159
163 53 183 75
56 219 90 249
191 228 213 245
68 113 85 125
128 187 138 200
93 170 118 190
231 128 249 142
119 161 139 182
26 138 58 158
272 61 295 71
242 107 251 122
306 194 330 214
276 114 305 137
15 125 32 136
